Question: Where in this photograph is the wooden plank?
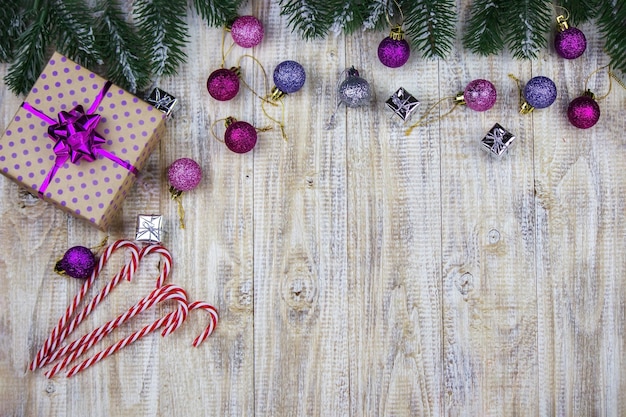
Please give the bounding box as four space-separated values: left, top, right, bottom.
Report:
535 21 626 417
252 2 350 416
439 31 538 415
344 31 444 416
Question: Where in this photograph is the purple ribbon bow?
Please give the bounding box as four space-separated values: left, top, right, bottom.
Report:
22 80 138 196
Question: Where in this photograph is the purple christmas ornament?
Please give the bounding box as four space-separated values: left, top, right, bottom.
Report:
567 93 600 129
55 246 97 279
168 158 202 191
523 76 557 109
377 26 410 68
230 15 264 48
225 120 257 153
207 68 240 101
463 79 497 112
555 27 586 60
272 60 306 96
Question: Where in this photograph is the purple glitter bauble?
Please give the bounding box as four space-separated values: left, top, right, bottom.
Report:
55 246 96 279
230 15 264 48
523 76 557 109
273 60 306 94
225 121 257 153
555 27 587 59
567 95 600 129
168 158 202 191
207 68 240 101
464 79 497 112
377 37 410 68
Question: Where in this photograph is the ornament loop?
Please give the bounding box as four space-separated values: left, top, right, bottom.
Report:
555 6 570 31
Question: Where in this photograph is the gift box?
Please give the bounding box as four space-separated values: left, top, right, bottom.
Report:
481 123 516 158
0 52 167 230
385 87 420 121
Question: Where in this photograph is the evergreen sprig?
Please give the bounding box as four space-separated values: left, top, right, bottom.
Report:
191 0 244 26
463 0 506 56
4 1 50 95
558 0 600 25
596 0 626 74
280 0 333 39
49 0 101 68
134 0 189 77
402 0 456 58
503 0 552 59
95 0 150 93
0 0 27 62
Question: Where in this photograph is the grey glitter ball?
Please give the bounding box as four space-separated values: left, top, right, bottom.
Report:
338 69 371 108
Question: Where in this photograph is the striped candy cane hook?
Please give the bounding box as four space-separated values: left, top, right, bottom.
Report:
30 240 141 371
63 285 189 378
188 301 219 347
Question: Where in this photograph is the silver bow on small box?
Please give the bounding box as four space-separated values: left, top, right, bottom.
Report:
481 123 516 158
136 214 164 243
386 87 420 122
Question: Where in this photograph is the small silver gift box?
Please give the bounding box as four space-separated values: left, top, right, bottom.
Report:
481 123 516 157
386 87 420 121
135 214 164 243
145 87 178 116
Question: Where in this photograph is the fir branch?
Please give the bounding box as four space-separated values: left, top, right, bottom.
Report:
0 1 28 62
4 1 51 95
329 0 366 34
94 0 151 93
363 0 388 31
502 0 552 59
463 0 506 56
191 0 243 27
596 0 626 74
557 0 601 25
134 0 189 77
280 0 332 39
49 0 101 68
403 0 457 59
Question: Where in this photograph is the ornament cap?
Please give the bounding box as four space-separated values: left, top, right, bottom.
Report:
225 116 237 127
347 66 360 78
583 89 596 100
169 185 183 200
454 92 466 105
389 25 405 41
270 86 286 101
556 15 569 31
520 101 535 114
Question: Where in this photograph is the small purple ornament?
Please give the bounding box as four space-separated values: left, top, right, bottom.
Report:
207 68 240 101
55 246 96 279
230 15 264 48
225 120 257 153
272 60 306 96
555 27 586 60
168 158 202 191
567 94 600 129
523 76 557 109
463 79 497 112
378 37 410 68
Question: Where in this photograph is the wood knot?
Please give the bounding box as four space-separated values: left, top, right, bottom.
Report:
454 272 474 299
225 279 253 313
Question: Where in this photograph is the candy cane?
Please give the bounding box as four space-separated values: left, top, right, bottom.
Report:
188 301 219 347
43 284 186 376
30 240 140 370
137 244 172 288
64 286 189 378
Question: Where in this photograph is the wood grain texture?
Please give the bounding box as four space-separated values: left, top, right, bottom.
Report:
0 1 625 416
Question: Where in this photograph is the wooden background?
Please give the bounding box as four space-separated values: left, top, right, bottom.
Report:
1 1 625 416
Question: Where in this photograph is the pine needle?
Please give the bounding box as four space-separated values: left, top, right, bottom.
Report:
502 0 551 59
463 0 506 56
403 0 457 59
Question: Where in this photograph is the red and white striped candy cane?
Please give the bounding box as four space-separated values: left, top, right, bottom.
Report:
63 285 190 378
137 244 172 288
30 240 140 370
42 283 186 376
188 301 219 347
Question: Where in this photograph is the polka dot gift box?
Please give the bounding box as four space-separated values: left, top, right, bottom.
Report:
0 52 167 230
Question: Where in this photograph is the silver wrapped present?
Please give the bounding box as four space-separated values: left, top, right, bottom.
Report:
145 87 178 116
386 87 420 121
481 123 516 157
135 214 164 243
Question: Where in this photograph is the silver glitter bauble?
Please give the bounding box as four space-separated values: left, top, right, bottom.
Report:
338 67 371 108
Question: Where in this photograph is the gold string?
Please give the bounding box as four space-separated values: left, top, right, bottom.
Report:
405 96 458 136
221 27 235 68
609 69 626 92
236 54 277 106
209 117 229 143
508 73 534 114
174 196 186 229
584 64 612 101
261 99 287 140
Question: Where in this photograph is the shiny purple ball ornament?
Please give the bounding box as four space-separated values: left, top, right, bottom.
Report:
55 246 97 279
522 76 557 112
230 15 264 48
207 68 240 101
224 118 258 154
554 15 586 59
567 92 600 129
377 25 410 68
271 60 306 100
461 79 497 112
168 158 202 192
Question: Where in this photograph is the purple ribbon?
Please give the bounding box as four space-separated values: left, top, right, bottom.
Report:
21 81 139 196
